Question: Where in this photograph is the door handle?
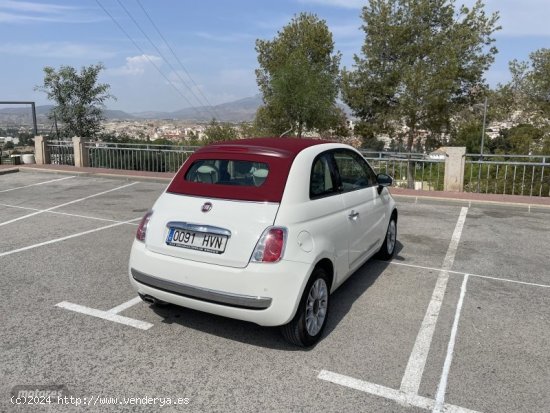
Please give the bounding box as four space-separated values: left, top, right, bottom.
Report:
348 210 359 220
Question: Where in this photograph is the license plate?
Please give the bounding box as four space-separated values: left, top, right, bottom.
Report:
166 227 228 254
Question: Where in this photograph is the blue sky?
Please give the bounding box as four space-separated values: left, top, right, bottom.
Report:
1 0 549 113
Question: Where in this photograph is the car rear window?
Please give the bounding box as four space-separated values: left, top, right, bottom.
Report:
167 153 293 203
185 159 270 187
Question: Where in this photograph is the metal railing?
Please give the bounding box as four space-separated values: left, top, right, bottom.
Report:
85 142 198 173
361 151 445 191
40 140 550 197
465 154 550 197
47 140 74 166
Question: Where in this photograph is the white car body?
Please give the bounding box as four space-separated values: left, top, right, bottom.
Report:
129 138 397 344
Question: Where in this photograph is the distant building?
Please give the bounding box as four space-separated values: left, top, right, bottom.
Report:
0 136 19 145
429 147 447 160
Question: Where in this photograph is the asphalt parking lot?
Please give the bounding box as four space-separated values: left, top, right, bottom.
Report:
1 171 549 412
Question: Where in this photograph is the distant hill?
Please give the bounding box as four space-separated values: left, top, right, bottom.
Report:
1 95 352 124
105 109 136 120
0 105 135 122
0 104 53 117
0 96 262 123
134 95 263 122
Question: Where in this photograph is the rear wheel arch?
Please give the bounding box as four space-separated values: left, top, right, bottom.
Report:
377 210 398 260
281 262 332 347
391 208 398 222
288 257 334 322
314 258 334 292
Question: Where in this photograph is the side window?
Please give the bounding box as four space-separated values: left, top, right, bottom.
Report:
364 160 378 186
310 153 336 199
333 150 376 192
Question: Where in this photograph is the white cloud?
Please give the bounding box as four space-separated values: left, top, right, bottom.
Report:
107 55 163 76
0 0 102 24
0 10 61 22
0 0 75 13
0 42 115 59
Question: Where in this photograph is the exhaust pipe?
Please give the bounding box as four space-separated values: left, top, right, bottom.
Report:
139 293 168 307
139 293 158 304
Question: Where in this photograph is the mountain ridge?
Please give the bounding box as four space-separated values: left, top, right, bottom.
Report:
0 95 264 123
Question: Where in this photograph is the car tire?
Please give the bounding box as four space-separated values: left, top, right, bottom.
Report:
280 267 330 347
377 215 397 260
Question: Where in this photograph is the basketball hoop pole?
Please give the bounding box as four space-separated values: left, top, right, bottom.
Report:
0 101 38 135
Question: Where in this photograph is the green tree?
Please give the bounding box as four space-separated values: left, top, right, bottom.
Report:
255 13 342 137
239 121 270 138
16 133 35 146
3 141 14 150
35 64 114 138
203 119 238 144
529 49 550 118
493 49 550 127
489 49 550 155
185 130 202 145
318 108 351 141
354 121 386 150
342 0 499 185
449 121 486 153
489 125 545 155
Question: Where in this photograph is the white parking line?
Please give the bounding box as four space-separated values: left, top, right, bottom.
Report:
0 182 137 227
318 370 481 413
433 274 469 413
0 176 75 193
0 217 141 258
56 299 152 330
106 296 142 314
383 261 550 289
0 202 139 226
400 206 468 394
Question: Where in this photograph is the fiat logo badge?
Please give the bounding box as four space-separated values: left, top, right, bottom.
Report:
201 202 213 213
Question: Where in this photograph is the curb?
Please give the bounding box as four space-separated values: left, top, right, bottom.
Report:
0 167 19 175
392 193 550 213
16 166 173 184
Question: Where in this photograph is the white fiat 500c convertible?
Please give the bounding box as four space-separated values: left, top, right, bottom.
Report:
129 138 397 346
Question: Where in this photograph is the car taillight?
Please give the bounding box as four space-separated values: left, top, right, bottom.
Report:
251 227 287 263
136 210 153 242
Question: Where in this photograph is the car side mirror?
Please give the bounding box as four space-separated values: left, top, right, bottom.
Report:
376 173 393 194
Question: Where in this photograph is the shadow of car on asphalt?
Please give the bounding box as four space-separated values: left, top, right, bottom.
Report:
149 241 404 351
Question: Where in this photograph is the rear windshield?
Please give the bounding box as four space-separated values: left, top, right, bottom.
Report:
167 153 293 203
185 159 269 187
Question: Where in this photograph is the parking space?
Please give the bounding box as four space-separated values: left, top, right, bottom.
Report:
1 171 548 412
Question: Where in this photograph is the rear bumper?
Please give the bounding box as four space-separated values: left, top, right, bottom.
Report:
128 240 312 326
131 268 272 310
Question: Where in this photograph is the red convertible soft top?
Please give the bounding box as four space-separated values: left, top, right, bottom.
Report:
166 138 330 202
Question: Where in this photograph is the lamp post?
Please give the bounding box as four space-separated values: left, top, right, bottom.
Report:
480 96 487 157
477 96 488 193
